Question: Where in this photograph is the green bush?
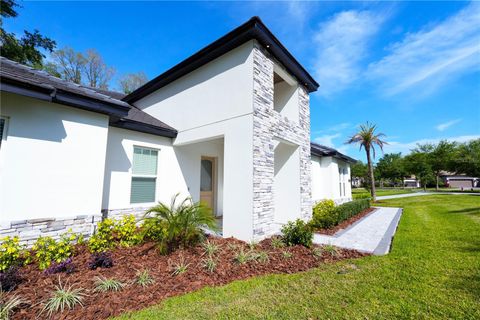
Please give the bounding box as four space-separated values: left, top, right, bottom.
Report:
140 218 168 242
281 219 313 248
0 236 30 272
310 199 336 229
32 232 77 270
88 218 115 253
352 193 372 200
144 193 218 254
113 215 142 247
309 199 371 230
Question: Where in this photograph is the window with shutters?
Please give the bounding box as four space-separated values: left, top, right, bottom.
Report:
130 146 158 204
0 117 7 150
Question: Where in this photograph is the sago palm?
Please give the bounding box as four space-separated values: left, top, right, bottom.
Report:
144 193 218 254
346 122 387 201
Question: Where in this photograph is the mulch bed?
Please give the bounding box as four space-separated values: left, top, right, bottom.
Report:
8 237 367 320
315 207 377 235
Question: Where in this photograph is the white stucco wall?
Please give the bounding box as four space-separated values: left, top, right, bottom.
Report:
311 155 352 203
0 92 109 222
102 127 224 216
135 41 254 132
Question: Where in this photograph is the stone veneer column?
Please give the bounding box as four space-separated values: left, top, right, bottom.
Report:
252 42 312 240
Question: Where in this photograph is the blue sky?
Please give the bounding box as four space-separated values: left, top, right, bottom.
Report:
5 1 480 162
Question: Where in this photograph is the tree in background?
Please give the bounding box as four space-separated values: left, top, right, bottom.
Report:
404 151 434 191
118 72 148 94
83 49 115 89
350 161 368 188
430 141 457 190
346 122 387 201
45 47 86 84
0 0 56 67
450 139 480 177
376 153 406 187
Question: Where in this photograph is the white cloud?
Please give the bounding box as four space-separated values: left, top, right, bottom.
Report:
384 135 480 155
313 122 352 134
368 2 480 96
313 133 341 147
436 119 462 131
312 10 385 96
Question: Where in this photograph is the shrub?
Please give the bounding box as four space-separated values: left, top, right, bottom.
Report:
44 258 75 275
0 291 25 320
0 236 29 272
310 199 336 229
42 279 84 316
144 193 218 254
113 215 142 247
309 199 371 229
0 267 22 291
135 270 155 287
352 193 371 200
32 232 77 270
281 219 313 248
88 218 115 253
88 252 113 270
140 218 168 242
94 277 125 292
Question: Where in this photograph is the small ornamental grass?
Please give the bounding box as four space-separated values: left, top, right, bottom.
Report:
324 245 339 257
171 258 190 276
312 247 323 258
233 248 249 265
94 276 125 292
282 250 292 259
0 290 25 320
201 257 217 273
202 240 220 257
135 270 155 288
42 279 84 316
270 236 285 249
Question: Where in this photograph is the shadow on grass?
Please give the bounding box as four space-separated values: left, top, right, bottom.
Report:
448 207 480 215
449 272 480 300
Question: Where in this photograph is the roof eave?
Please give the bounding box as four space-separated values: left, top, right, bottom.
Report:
110 119 178 138
124 17 318 103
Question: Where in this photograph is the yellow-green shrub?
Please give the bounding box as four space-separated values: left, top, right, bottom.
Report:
88 215 143 252
310 199 336 228
88 218 115 253
0 236 30 272
113 215 142 247
32 231 77 270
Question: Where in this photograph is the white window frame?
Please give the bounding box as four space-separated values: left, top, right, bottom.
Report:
130 145 159 204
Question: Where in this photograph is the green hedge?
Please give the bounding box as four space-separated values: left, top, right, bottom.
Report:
309 198 371 229
352 193 372 200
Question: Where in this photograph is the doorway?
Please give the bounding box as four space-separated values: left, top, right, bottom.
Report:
200 156 217 215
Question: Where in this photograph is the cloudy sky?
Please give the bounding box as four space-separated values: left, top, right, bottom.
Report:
5 1 479 162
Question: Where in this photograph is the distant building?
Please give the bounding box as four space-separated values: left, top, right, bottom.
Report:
442 175 479 188
403 178 420 188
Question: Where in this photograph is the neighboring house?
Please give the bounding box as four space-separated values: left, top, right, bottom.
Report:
311 143 356 204
0 17 354 244
403 177 421 188
441 175 479 188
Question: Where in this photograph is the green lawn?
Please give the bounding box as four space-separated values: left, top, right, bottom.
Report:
115 195 480 320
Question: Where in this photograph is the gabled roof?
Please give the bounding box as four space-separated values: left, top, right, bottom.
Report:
123 16 319 103
0 57 130 118
310 142 357 163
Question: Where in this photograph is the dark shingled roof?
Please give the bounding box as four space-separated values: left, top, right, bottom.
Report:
311 142 357 163
0 57 130 117
124 16 319 103
0 57 178 138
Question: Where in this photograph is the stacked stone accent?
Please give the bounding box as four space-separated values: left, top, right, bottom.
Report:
252 42 312 240
102 207 150 223
0 215 102 247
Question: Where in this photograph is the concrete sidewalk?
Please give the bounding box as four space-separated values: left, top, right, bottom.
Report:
313 207 402 255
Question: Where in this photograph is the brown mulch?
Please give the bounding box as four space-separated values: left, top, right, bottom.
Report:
315 207 377 235
10 237 368 320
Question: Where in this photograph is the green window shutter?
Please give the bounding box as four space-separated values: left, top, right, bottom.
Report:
132 147 158 175
130 177 156 203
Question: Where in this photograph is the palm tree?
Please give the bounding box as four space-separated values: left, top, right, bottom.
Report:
346 122 387 201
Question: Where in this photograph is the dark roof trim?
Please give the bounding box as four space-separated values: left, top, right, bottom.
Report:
110 118 178 138
310 142 357 164
1 77 130 118
124 16 319 103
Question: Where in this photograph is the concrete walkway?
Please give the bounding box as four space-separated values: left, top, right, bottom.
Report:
313 207 402 255
377 192 480 200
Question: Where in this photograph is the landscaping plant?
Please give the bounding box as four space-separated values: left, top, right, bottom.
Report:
42 279 84 316
94 276 125 292
201 257 217 273
282 250 292 259
113 215 143 247
0 267 22 292
135 270 155 288
270 236 285 249
0 236 29 272
44 258 75 275
309 198 370 229
144 193 218 254
88 252 113 270
32 232 77 270
0 291 24 320
202 240 220 257
281 219 313 248
171 258 190 276
233 248 249 265
88 218 115 253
